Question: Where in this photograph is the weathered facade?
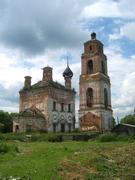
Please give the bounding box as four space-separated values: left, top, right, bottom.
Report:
79 32 113 131
13 65 76 133
13 106 47 133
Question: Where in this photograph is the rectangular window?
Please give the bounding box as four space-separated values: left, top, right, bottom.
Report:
53 101 56 111
68 104 71 112
61 103 64 112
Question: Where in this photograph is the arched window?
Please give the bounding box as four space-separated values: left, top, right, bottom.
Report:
87 60 93 74
101 61 105 74
86 88 93 107
89 45 92 51
104 88 108 108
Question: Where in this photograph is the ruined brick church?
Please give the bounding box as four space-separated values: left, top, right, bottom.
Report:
13 32 113 133
13 65 76 132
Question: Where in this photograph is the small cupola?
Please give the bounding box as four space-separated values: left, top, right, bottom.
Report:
63 62 73 89
91 32 96 40
63 65 73 79
83 32 103 54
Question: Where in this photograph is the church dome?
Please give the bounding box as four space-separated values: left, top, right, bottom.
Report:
63 65 73 78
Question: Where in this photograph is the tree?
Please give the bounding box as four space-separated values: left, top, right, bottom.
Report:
0 122 4 132
0 111 13 133
120 114 135 125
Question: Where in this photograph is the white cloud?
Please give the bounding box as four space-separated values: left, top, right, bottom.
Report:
81 0 135 20
0 0 89 55
81 0 120 19
105 45 135 119
120 22 135 41
0 0 134 123
109 33 121 41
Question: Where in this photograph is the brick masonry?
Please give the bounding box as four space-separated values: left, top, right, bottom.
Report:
79 33 113 131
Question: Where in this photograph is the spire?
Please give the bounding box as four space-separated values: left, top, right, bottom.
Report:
67 56 69 67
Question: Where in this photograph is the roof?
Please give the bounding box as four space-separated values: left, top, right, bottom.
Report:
111 123 135 133
20 80 75 93
84 39 103 46
117 123 135 128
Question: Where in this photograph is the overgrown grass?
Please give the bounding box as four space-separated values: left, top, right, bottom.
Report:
0 142 19 154
58 142 135 180
0 133 135 179
0 140 135 179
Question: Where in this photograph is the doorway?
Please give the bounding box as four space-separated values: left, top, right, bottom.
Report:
15 125 19 132
61 124 65 133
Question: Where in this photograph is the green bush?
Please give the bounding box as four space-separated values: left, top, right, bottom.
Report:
0 133 5 140
72 128 80 133
48 135 63 142
0 142 19 154
3 133 27 142
0 143 9 154
98 133 117 142
0 132 57 142
116 134 135 142
73 134 89 141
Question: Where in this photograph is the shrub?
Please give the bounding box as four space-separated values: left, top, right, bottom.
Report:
116 134 135 142
98 133 117 142
72 128 80 133
2 133 27 142
0 143 9 154
0 133 5 140
0 142 19 154
48 135 63 142
73 134 89 141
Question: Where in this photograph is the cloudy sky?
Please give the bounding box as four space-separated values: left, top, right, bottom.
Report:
0 0 135 120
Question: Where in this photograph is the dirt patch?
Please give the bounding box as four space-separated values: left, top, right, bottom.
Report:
58 158 97 180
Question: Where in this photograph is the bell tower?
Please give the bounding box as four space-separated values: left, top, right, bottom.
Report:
79 32 113 131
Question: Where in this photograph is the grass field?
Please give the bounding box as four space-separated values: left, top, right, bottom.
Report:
0 135 135 180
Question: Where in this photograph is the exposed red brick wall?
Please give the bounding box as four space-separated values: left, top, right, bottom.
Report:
80 112 101 131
